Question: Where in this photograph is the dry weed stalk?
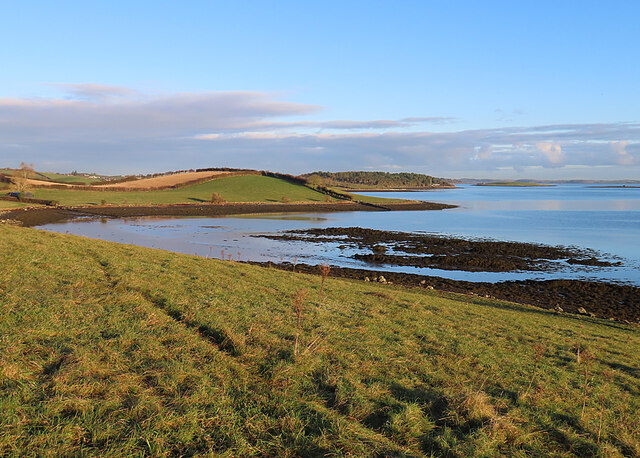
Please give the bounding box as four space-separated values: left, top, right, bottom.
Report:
596 369 615 444
319 264 331 305
579 348 594 420
522 342 546 399
292 289 308 357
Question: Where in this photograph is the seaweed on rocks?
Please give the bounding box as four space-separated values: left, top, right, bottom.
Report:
259 227 618 273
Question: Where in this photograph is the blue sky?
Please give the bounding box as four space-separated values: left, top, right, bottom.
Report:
1 1 639 178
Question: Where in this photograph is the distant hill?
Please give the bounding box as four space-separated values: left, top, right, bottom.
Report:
302 171 454 189
476 181 553 187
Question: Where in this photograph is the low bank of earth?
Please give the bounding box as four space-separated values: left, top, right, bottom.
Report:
0 200 454 227
1 224 639 456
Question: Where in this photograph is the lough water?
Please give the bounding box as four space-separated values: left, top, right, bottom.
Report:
38 184 640 285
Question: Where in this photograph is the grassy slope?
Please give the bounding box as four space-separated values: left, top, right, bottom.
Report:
30 175 339 206
1 225 638 456
0 169 98 185
0 201 36 209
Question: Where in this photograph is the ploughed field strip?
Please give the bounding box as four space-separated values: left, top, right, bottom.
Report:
1 224 639 456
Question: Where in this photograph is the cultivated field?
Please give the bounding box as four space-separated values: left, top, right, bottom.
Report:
96 171 230 189
1 224 638 456
26 175 339 206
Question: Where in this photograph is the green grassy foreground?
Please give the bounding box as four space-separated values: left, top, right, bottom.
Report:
30 175 338 206
1 225 638 456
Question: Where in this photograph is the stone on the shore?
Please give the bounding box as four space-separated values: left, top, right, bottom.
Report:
372 245 387 254
378 276 386 283
577 307 588 315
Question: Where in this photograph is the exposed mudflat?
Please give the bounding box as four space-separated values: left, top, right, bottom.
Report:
253 261 640 323
3 201 455 227
259 227 620 272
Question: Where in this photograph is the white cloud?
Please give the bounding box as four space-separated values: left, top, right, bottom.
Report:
609 141 634 165
0 84 639 177
536 142 565 167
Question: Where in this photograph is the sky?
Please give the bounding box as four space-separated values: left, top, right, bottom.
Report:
1 1 639 179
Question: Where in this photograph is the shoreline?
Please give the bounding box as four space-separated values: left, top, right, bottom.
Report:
341 186 457 192
6 201 638 323
255 261 640 323
1 200 456 227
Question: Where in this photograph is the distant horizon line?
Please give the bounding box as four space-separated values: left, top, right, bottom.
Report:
2 164 639 184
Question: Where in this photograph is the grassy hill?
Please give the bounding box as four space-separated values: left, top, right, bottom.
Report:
0 169 101 185
1 224 638 456
24 175 339 206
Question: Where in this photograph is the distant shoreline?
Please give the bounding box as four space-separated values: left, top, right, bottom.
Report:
586 185 640 189
342 186 457 192
2 200 457 227
475 181 553 187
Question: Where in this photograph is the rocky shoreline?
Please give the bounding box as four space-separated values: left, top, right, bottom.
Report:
258 227 620 273
254 261 640 323
4 202 638 323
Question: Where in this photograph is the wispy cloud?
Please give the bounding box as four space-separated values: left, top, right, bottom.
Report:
0 85 638 176
48 83 137 101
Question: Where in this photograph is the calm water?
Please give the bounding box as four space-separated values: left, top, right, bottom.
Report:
38 184 640 285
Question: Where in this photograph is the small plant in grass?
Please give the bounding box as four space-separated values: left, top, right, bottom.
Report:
281 196 291 203
319 263 331 306
211 192 225 204
579 347 594 420
292 288 308 357
522 342 546 399
100 199 107 205
596 369 615 444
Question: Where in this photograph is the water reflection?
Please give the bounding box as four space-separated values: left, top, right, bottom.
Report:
37 184 640 285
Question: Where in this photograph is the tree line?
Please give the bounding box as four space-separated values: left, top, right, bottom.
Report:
303 171 451 188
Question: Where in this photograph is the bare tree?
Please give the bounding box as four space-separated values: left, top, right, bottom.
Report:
12 162 34 195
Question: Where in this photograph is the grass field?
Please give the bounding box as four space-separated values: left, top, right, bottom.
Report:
29 175 340 206
1 224 638 456
97 171 228 189
0 169 99 185
0 201 35 209
36 172 101 185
